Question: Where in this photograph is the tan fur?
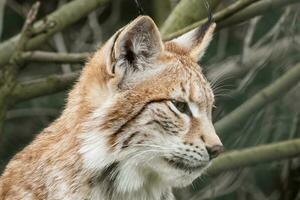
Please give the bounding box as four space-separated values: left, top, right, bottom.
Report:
0 16 222 200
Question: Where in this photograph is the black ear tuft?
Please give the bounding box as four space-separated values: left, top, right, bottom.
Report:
203 0 214 24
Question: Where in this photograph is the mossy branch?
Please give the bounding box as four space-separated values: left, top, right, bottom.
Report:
163 0 299 40
162 0 260 40
187 138 300 200
21 51 90 63
0 0 109 67
160 0 220 35
0 2 40 136
208 138 300 176
10 72 80 104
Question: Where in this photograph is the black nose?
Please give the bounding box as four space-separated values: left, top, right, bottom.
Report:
206 145 224 159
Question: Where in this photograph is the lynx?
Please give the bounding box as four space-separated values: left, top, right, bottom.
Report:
0 16 223 200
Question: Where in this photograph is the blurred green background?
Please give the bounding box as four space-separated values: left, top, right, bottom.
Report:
0 0 299 199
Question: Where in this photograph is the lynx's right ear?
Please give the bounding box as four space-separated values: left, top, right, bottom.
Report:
103 16 163 78
170 21 216 62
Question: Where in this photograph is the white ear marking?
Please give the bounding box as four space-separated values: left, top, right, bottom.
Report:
190 22 216 60
171 22 216 61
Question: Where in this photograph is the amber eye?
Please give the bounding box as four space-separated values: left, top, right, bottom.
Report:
171 100 191 115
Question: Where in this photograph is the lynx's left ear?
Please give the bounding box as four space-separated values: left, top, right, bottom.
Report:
104 16 164 78
171 22 216 61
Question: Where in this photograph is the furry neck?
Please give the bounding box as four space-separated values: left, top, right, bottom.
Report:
87 159 174 200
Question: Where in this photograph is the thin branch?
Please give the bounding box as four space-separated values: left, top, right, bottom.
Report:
207 138 300 176
134 0 145 15
254 7 291 48
88 10 103 46
241 17 260 64
218 0 298 29
163 0 300 40
0 0 110 67
0 2 40 137
160 0 220 36
6 0 25 18
214 62 300 135
213 28 229 61
4 0 300 107
10 72 80 104
53 33 72 73
207 36 300 85
188 138 300 199
21 51 90 63
54 0 72 74
162 0 260 40
19 2 40 50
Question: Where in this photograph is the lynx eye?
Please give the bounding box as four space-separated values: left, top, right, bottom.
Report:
171 100 191 115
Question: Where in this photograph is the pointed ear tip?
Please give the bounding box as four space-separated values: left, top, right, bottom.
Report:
206 22 216 34
134 15 156 25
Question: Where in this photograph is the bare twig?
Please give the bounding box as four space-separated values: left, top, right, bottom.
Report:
218 0 298 28
54 0 72 74
163 0 260 40
102 0 121 28
21 51 89 63
207 36 300 85
208 138 300 176
188 138 300 199
254 7 291 48
160 0 220 35
53 33 72 73
241 17 260 63
71 22 92 52
213 28 229 61
0 2 40 137
16 2 40 54
11 72 80 104
6 0 25 18
0 0 110 67
134 0 145 15
214 62 300 135
88 11 103 45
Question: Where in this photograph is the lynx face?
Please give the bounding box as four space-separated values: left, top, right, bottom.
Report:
79 16 223 193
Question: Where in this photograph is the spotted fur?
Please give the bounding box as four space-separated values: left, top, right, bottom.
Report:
0 16 223 200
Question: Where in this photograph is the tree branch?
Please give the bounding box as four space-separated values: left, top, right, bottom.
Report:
214 62 300 135
10 72 80 104
163 0 299 40
187 138 300 200
207 36 300 83
208 138 300 176
218 0 299 29
0 2 40 136
160 0 220 35
6 0 300 108
21 51 90 63
0 0 109 67
163 0 260 40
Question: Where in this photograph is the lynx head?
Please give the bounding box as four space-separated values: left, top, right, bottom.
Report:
78 16 223 191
